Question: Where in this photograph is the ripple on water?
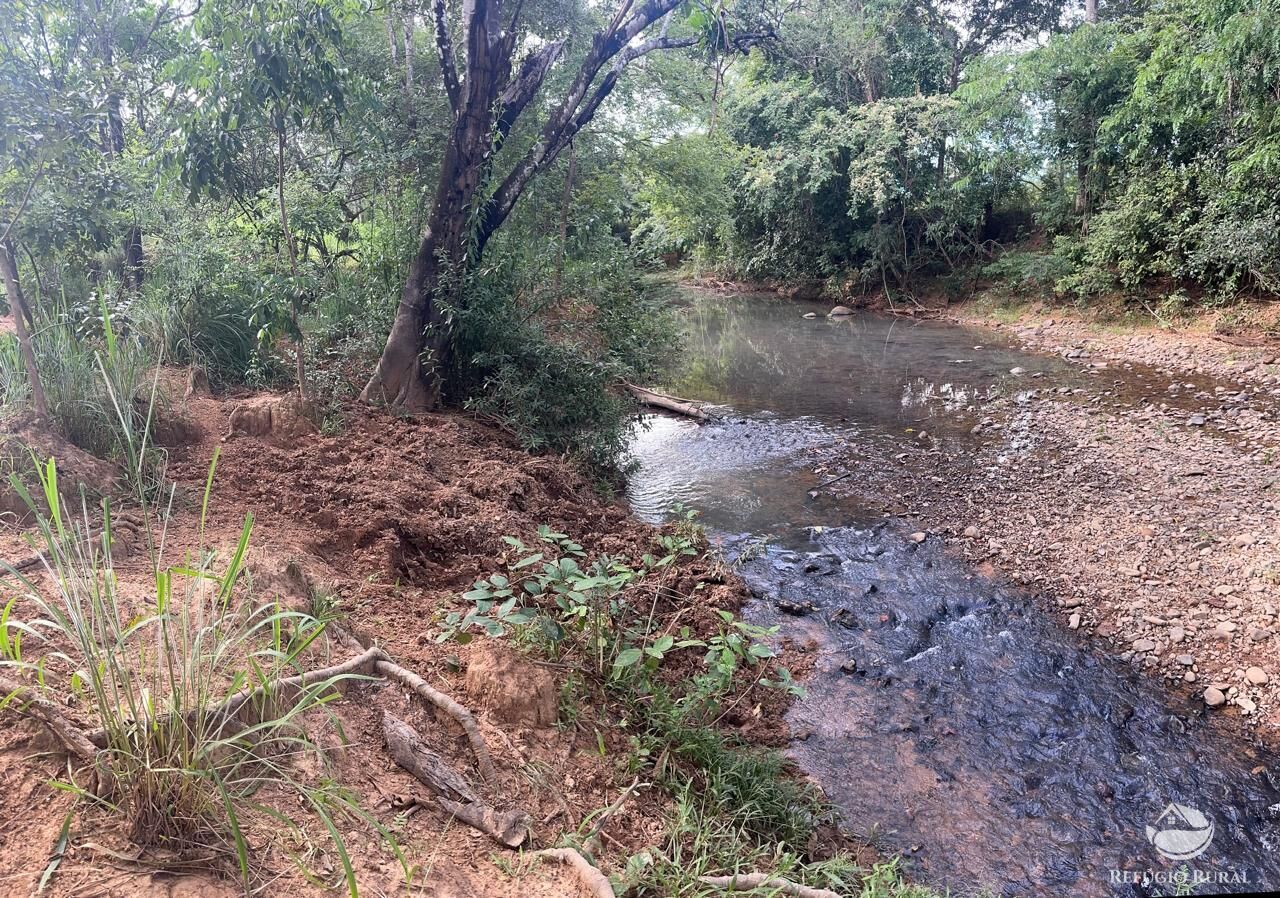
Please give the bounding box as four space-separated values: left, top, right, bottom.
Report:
728 527 1280 897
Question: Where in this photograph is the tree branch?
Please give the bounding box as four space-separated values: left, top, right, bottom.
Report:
495 40 566 147
474 0 688 251
0 158 45 247
433 0 461 111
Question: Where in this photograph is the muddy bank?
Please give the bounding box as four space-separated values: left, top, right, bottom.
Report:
0 389 776 897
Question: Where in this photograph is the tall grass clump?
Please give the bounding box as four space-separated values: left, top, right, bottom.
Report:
1 451 387 890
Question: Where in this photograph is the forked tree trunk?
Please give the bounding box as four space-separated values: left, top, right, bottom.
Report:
361 0 699 410
1 239 49 419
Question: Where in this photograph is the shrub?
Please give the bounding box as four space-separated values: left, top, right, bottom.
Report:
982 249 1076 298
452 252 679 477
1 457 383 891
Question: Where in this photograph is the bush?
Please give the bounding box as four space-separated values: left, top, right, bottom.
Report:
1 457 385 890
452 251 680 477
982 249 1077 298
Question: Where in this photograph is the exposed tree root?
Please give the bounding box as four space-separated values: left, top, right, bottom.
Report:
372 652 497 782
0 675 99 762
0 674 115 796
381 711 476 803
309 598 497 782
436 796 529 848
698 874 842 898
82 644 385 748
382 711 529 848
582 776 645 856
533 847 617 898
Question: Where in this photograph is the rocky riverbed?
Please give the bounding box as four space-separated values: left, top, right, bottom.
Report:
813 310 1280 733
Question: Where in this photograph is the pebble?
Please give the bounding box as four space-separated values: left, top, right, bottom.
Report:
1177 654 1195 666
1246 666 1270 685
963 525 981 538
908 532 927 544
1238 697 1257 714
1169 627 1185 643
1215 621 1238 635
1069 612 1081 630
1204 686 1227 707
1133 638 1157 653
1188 414 1207 426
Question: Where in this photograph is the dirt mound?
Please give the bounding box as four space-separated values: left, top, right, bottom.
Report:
465 644 559 727
0 414 120 523
179 410 643 596
223 393 318 444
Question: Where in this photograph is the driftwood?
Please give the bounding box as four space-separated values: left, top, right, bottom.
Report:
698 874 842 898
382 711 529 848
624 383 710 422
533 848 616 898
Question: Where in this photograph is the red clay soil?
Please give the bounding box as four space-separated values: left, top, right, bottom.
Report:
0 384 789 898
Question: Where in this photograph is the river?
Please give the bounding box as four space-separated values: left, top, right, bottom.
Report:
626 289 1280 897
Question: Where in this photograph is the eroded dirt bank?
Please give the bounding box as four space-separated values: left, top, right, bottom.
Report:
0 390 775 897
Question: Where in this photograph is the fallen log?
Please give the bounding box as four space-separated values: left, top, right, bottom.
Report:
533 848 616 898
698 873 842 898
382 711 529 848
624 383 710 422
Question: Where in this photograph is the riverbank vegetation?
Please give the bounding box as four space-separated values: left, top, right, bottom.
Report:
5 0 1277 474
1 0 1271 892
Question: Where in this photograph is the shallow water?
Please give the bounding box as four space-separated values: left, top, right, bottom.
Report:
626 291 1280 897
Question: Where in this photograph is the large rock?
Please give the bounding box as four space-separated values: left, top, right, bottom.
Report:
827 305 854 317
464 644 557 728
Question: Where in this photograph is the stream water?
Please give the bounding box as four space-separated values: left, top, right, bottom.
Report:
626 291 1280 897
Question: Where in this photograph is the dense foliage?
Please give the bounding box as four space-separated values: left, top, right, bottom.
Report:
635 0 1280 307
4 0 1280 474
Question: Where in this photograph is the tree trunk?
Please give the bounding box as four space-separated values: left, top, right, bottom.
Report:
363 0 693 410
362 0 509 410
1 239 49 419
1084 0 1098 23
276 125 307 398
122 223 144 290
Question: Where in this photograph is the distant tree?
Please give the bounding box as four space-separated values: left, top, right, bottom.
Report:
173 0 350 397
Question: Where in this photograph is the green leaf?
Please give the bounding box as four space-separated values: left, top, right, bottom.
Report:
613 647 643 668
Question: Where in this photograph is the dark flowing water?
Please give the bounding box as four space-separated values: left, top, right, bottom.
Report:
626 291 1280 897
